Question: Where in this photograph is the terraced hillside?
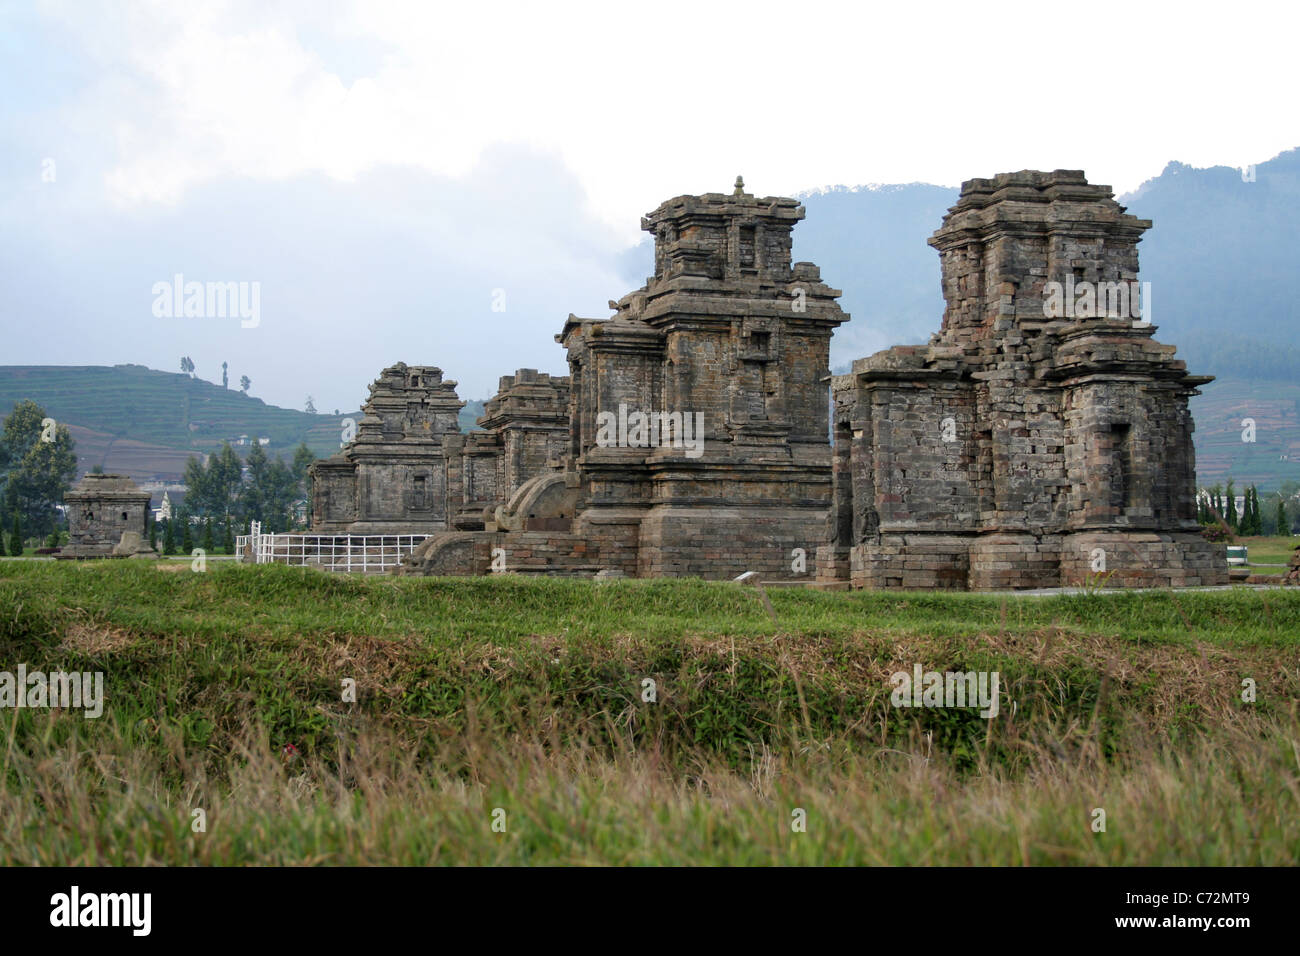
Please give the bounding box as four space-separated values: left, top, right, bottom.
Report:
1189 378 1300 487
0 365 489 480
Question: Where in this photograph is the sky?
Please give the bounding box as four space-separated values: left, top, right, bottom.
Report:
2 0 1297 412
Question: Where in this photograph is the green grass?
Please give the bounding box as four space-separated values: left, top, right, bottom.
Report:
1238 534 1299 567
0 562 1297 865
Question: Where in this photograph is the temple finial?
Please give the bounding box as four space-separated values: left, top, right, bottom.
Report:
733 175 745 196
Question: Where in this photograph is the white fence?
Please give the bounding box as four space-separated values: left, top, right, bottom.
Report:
234 533 429 573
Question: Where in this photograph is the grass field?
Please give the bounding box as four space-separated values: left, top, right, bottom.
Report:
0 562 1297 865
1238 534 1300 567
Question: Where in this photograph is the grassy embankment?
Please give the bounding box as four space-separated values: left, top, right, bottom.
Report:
0 561 1296 865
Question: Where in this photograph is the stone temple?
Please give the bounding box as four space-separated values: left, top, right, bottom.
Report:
308 173 1224 589
397 177 848 578
309 365 570 535
61 473 157 559
816 170 1226 589
311 364 465 534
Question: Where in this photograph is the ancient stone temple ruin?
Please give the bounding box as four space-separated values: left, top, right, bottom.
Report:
309 364 569 535
815 170 1225 589
310 364 465 534
60 473 157 559
444 369 570 531
304 172 1221 589
399 178 848 578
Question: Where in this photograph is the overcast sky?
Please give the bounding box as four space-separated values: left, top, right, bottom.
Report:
2 0 1297 412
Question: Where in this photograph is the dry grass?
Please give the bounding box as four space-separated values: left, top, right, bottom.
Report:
1 563 1298 864
1 713 1296 865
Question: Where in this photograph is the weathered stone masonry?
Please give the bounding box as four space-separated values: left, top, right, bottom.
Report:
309 364 569 536
401 179 848 578
816 170 1226 589
445 368 570 531
310 364 464 534
61 473 157 559
316 172 1221 589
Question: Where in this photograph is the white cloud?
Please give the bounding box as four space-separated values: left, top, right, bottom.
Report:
34 0 1298 236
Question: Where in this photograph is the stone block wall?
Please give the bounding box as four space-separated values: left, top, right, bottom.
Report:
62 473 155 558
823 170 1227 590
311 365 568 536
309 363 464 534
402 180 849 579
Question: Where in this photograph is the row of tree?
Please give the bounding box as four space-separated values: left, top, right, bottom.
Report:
179 356 330 415
0 398 320 555
180 441 317 533
182 356 250 393
152 513 238 555
1199 479 1296 535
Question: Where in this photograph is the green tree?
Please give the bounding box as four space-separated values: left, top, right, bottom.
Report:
292 443 317 530
1225 479 1238 530
202 516 214 552
222 516 234 554
291 443 315 483
275 458 301 530
181 512 193 554
240 443 269 523
9 511 21 556
163 517 176 556
1206 483 1223 524
0 400 77 538
182 455 213 516
208 443 244 518
255 457 298 532
238 443 301 530
1278 497 1290 536
149 513 157 551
